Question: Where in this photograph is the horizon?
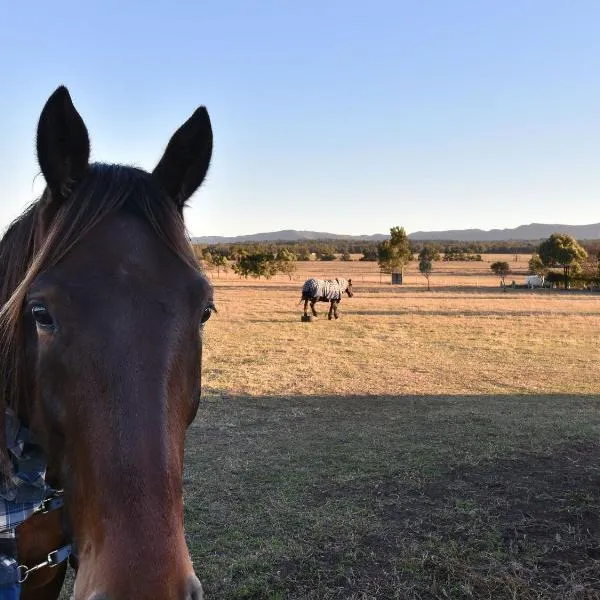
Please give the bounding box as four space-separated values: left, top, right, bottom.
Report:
2 1 600 237
190 220 600 240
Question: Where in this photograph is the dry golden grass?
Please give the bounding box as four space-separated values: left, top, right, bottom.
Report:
203 258 599 398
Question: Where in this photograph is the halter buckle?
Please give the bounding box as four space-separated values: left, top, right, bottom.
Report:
17 544 71 582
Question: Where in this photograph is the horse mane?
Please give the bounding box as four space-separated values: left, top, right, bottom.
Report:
0 163 199 480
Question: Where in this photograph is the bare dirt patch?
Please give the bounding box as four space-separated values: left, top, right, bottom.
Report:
283 442 600 599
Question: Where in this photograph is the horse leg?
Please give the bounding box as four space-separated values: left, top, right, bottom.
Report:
303 298 309 317
18 510 68 600
311 299 318 317
328 301 333 320
333 300 339 319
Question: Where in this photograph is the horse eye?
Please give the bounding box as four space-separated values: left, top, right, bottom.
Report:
31 304 55 328
200 304 214 324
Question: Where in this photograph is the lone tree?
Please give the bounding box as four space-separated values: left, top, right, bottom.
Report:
417 246 438 290
537 233 588 289
212 254 229 278
377 226 412 279
490 261 511 288
418 257 433 290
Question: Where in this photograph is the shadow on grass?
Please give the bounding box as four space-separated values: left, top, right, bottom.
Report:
181 393 600 600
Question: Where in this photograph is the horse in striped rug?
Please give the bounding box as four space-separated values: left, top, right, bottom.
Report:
301 277 353 320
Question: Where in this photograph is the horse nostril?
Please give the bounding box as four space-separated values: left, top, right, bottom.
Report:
185 574 204 599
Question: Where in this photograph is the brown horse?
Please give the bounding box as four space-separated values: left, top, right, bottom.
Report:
0 86 214 599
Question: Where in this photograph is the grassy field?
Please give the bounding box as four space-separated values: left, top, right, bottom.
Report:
61 257 600 599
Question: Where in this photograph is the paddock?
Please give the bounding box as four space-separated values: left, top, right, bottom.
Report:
60 259 600 598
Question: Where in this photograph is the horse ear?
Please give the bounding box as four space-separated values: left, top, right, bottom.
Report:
36 86 90 202
152 106 213 211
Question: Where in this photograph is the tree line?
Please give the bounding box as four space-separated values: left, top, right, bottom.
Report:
374 226 599 290
194 245 298 279
193 230 600 285
195 237 595 263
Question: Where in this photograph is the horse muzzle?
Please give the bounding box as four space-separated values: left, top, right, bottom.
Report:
84 574 203 600
184 575 204 600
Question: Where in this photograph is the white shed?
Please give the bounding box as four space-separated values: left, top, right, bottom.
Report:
525 275 544 288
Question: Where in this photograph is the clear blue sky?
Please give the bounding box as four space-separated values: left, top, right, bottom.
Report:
1 1 600 237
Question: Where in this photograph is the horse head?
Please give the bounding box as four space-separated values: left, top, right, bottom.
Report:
0 86 213 599
345 278 354 298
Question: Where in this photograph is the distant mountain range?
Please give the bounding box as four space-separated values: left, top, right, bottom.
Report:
191 223 600 244
191 229 388 244
408 223 600 241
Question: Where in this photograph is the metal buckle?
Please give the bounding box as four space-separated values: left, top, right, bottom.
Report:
17 564 28 583
18 558 49 583
34 490 64 515
18 544 71 582
47 549 62 567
